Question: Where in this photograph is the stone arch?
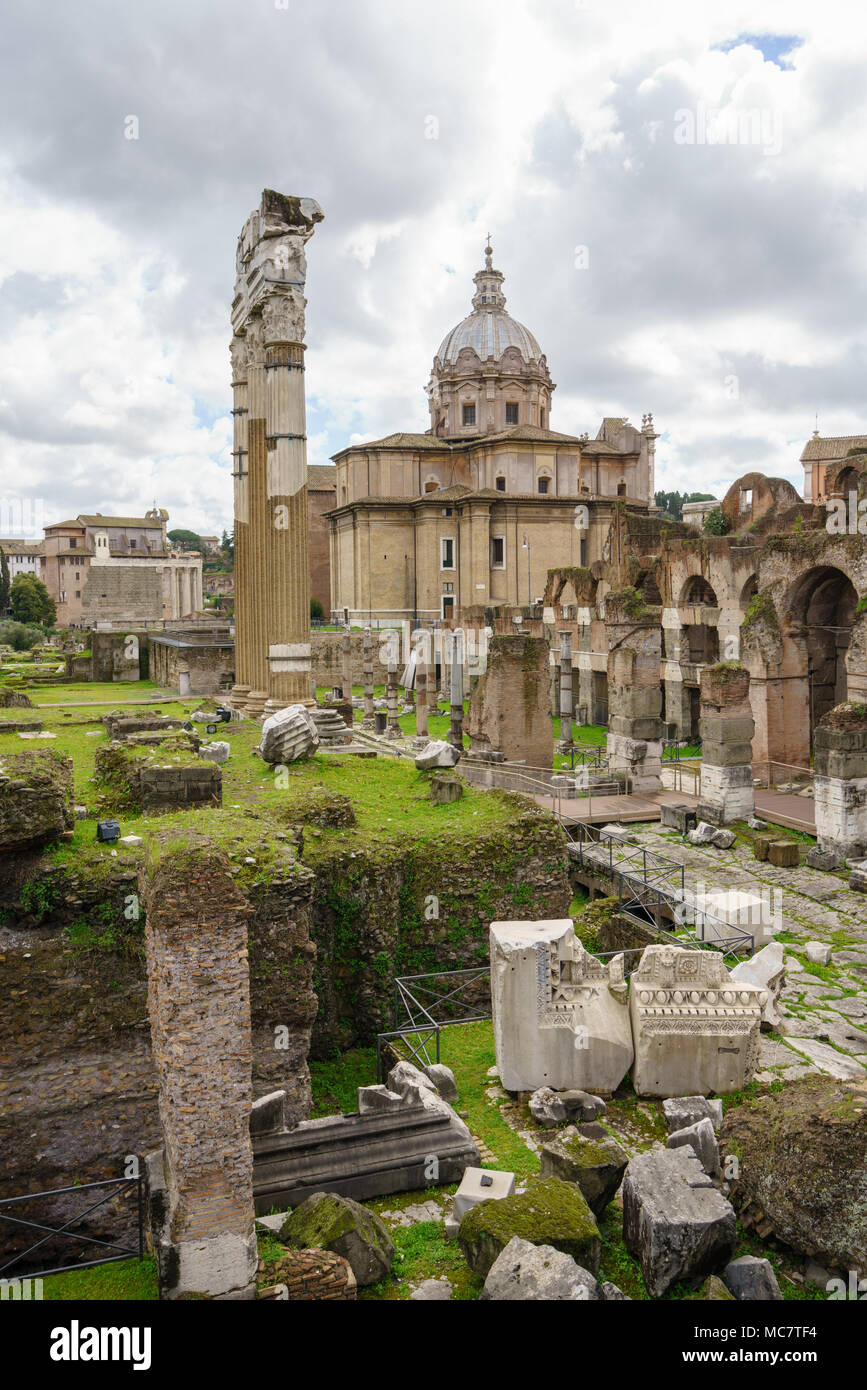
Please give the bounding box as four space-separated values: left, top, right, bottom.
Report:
826 457 867 500
680 574 719 607
739 574 758 610
783 565 858 738
635 569 662 605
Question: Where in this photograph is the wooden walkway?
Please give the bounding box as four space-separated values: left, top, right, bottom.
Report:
533 787 816 833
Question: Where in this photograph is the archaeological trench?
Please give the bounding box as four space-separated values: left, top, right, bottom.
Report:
1 191 866 1304
3 461 867 1301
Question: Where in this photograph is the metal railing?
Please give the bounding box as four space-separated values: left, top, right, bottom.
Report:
0 1174 144 1280
376 966 491 1080
566 822 753 962
755 760 813 793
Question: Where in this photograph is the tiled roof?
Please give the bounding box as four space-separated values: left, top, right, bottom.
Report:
307 464 338 489
800 434 867 462
77 514 164 528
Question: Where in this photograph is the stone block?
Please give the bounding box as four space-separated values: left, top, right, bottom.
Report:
490 920 633 1094
0 749 74 851
279 1191 394 1287
805 846 842 871
630 946 765 1097
415 739 460 770
423 1064 459 1104
723 1255 783 1301
199 741 230 764
622 1147 737 1297
850 869 867 893
540 1128 629 1216
667 1117 721 1177
480 1236 602 1301
731 942 786 1030
660 802 697 833
429 775 463 803
259 705 319 764
804 941 832 966
662 1096 724 1134
458 1177 601 1279
453 1167 516 1224
767 841 799 868
753 834 774 861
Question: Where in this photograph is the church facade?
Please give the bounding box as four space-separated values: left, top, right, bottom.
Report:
327 244 658 623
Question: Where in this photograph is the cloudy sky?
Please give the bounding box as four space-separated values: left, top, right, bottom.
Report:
1 0 865 537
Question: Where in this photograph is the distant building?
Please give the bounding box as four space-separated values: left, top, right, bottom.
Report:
0 539 43 582
40 509 203 628
800 431 867 503
328 243 656 623
307 464 336 610
198 535 222 555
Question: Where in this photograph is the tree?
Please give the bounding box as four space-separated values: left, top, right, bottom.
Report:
310 597 324 621
9 573 56 625
167 529 204 552
0 546 9 615
655 490 717 521
220 529 234 565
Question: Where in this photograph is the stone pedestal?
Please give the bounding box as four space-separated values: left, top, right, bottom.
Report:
696 664 755 826
141 830 257 1299
604 591 663 793
813 705 867 859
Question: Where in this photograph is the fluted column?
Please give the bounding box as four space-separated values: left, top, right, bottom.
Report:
229 334 251 708
244 316 270 717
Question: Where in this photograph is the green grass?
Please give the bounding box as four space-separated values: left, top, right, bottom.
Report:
360 1219 481 1300
41 1256 158 1301
310 1049 378 1117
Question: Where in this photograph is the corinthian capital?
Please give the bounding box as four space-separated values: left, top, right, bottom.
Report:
244 316 265 370
229 334 247 382
262 290 306 346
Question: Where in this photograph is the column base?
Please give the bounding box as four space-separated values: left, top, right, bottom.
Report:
228 684 251 713
245 689 268 720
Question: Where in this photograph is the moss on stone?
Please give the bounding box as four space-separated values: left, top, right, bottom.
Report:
458 1175 602 1277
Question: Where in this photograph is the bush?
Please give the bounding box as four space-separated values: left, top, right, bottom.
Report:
310 597 325 621
702 507 731 536
0 620 46 651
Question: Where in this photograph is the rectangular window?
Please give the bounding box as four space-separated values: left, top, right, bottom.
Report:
69 539 77 549
462 403 476 426
75 590 80 599
491 536 505 568
442 595 455 620
495 476 506 492
441 537 455 569
130 539 137 549
579 537 588 566
538 477 550 494
505 402 519 425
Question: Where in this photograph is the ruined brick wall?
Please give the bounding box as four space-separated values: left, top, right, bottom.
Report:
465 634 553 766
141 830 257 1297
149 641 234 696
310 631 390 689
81 566 165 626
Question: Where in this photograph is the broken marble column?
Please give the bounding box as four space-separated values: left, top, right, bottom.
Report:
259 704 319 763
415 632 429 741
489 919 633 1093
629 945 766 1097
813 704 867 860
696 663 755 826
141 829 257 1299
341 619 352 703
385 655 401 738
559 631 573 753
604 590 663 793
362 626 375 728
449 628 465 752
230 190 324 717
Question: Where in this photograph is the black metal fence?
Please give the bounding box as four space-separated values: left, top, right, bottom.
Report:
376 966 491 1080
0 1174 144 1281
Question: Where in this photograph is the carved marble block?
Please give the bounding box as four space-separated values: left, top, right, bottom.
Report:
490 920 633 1094
629 945 766 1098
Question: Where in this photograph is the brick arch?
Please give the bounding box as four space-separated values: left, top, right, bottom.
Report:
825 455 867 500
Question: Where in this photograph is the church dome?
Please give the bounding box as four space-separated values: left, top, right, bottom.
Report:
436 311 543 366
434 244 545 366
